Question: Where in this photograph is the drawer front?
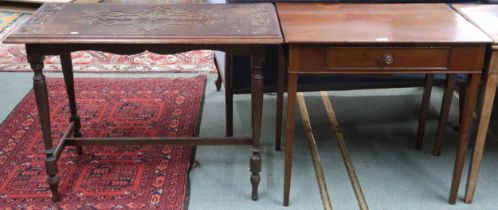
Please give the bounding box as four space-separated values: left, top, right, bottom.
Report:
325 47 450 70
289 44 486 74
289 45 486 74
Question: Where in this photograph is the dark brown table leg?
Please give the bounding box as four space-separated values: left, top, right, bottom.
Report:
283 73 298 206
225 54 233 137
449 73 481 204
433 74 457 156
275 46 285 151
416 74 434 150
60 52 83 155
27 47 60 201
250 47 265 201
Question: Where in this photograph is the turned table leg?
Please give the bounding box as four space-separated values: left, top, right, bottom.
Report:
449 73 481 204
250 47 265 201
60 52 83 155
27 48 60 201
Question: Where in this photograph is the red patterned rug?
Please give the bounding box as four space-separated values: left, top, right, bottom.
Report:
0 75 206 209
0 44 216 73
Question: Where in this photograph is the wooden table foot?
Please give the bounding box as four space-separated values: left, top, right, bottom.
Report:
251 147 261 201
47 158 60 201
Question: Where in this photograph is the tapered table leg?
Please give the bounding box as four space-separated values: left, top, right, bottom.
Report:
283 73 298 206
27 46 60 201
60 52 83 155
250 47 265 201
465 53 498 203
433 74 457 156
416 74 434 150
449 73 481 204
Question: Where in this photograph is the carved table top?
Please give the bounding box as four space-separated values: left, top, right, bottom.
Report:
453 4 498 45
4 3 282 44
276 3 491 44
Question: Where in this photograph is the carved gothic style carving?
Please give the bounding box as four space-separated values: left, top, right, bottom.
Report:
85 5 224 32
19 3 65 34
9 3 282 43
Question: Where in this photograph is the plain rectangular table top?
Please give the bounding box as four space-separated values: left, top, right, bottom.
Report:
4 3 283 44
453 4 498 44
276 3 491 44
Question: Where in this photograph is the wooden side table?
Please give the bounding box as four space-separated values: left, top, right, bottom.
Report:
277 3 491 206
453 4 498 203
3 3 282 201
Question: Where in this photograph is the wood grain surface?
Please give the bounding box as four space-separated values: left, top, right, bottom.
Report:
277 3 491 44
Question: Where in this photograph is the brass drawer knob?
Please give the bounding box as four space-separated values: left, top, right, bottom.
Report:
383 54 394 65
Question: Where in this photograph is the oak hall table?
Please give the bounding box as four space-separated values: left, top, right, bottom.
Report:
3 3 282 201
277 3 491 206
452 4 498 203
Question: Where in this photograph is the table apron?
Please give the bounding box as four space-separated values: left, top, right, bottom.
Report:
25 43 271 57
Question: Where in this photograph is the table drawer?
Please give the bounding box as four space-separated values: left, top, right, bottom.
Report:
325 47 450 70
289 45 486 74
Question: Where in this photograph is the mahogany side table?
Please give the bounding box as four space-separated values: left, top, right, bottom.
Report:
3 3 282 201
453 4 498 203
277 3 491 206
